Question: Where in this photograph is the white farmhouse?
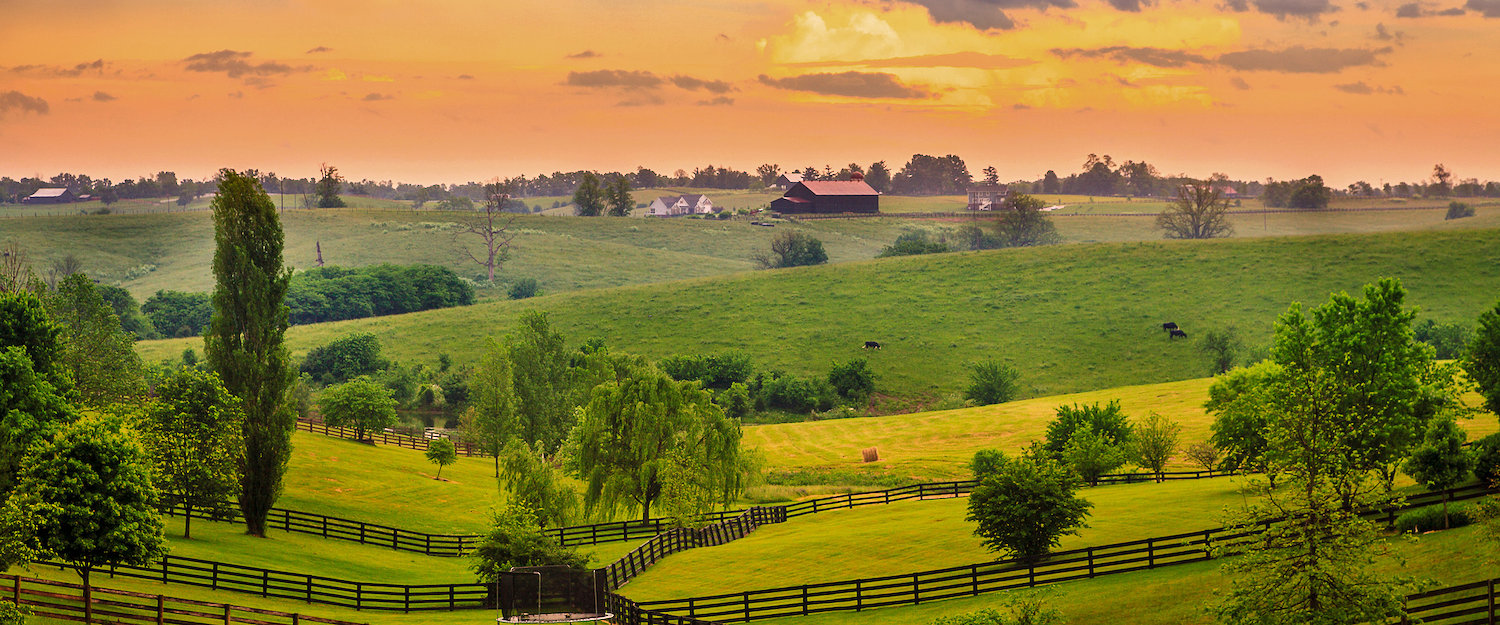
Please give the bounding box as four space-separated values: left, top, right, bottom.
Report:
647 194 715 217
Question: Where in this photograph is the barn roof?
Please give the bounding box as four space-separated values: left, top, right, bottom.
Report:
681 194 708 204
29 188 69 198
780 172 804 183
799 181 879 196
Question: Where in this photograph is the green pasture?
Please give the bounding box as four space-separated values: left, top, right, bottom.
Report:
133 227 1500 405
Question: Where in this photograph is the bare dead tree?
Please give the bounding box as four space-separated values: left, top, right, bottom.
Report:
1 241 30 292
453 181 518 282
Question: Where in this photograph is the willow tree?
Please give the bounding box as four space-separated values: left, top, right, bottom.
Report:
571 367 743 523
204 170 295 537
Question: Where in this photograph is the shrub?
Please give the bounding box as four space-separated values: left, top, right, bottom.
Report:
827 359 875 402
878 231 950 257
285 264 474 325
1395 504 1472 533
753 231 828 269
752 371 836 413
508 278 540 300
964 360 1020 406
966 452 1092 562
659 352 753 389
1044 400 1132 454
141 290 212 338
718 382 752 420
1446 201 1475 220
300 332 389 385
469 505 588 582
1473 433 1500 485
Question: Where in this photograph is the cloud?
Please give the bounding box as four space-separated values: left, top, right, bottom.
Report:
9 59 106 78
92 91 116 102
457 74 474 80
242 76 277 89
564 69 664 89
1230 76 1251 89
228 91 244 99
1373 22 1406 42
1052 46 1211 68
566 50 601 59
1106 0 1153 10
670 75 735 93
183 50 307 79
362 92 394 101
697 96 735 106
306 46 332 54
1012 103 1031 109
757 71 931 98
1396 1 1467 15
795 51 1033 70
1217 46 1390 73
0 90 49 115
1470 0 1500 15
1334 81 1404 94
1221 0 1339 19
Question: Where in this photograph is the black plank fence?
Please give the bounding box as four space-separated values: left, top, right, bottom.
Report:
2 574 369 625
618 482 1498 624
598 507 784 591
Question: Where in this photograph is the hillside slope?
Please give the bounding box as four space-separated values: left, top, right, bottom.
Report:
135 228 1500 404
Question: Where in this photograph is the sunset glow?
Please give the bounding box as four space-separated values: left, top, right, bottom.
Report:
2 0 1497 184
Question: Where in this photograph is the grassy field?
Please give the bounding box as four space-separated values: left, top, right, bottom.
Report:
131 227 1500 405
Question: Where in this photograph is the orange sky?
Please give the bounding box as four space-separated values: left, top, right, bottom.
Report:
2 0 1497 186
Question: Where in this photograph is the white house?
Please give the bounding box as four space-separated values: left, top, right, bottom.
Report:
647 194 715 217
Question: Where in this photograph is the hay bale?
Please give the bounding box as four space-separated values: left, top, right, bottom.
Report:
861 447 879 463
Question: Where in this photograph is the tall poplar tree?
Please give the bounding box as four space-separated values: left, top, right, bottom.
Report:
203 169 295 537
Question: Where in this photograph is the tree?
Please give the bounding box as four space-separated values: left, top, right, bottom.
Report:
1431 163 1453 197
865 161 891 193
1445 201 1475 220
1185 442 1222 472
1131 412 1181 482
964 360 1020 406
1402 415 1473 529
753 231 828 269
5 417 166 624
1043 400 1131 454
99 187 117 206
1465 299 1500 417
1200 328 1242 375
605 175 634 216
315 163 346 208
317 376 398 441
1041 170 1060 194
299 332 389 385
571 367 743 522
0 288 69 391
460 338 519 476
756 163 780 186
500 439 580 527
1062 425 1127 486
982 166 1000 186
993 194 1060 248
46 273 143 406
573 173 605 216
95 284 157 340
1207 361 1278 476
966 452 1092 562
468 505 588 582
140 368 243 539
426 438 457 480
1156 181 1233 240
1 241 29 293
141 290 213 338
204 169 296 538
508 312 573 453
0 347 78 503
45 255 83 288
454 181 518 283
827 358 875 403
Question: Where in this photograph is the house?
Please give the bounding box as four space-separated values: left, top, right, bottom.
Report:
770 176 879 214
773 172 803 190
1218 186 1239 197
22 188 76 204
647 194 715 217
966 185 1009 211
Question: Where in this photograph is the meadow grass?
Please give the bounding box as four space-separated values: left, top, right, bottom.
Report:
131 227 1500 404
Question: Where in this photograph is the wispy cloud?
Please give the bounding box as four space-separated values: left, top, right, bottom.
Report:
183 50 309 79
362 92 395 101
9 59 106 78
92 91 117 102
566 50 601 59
306 46 333 54
0 90 50 115
757 72 931 99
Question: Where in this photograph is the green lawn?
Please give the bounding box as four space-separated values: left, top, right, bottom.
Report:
132 227 1500 406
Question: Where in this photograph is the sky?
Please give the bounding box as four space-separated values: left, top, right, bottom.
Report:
1 0 1497 187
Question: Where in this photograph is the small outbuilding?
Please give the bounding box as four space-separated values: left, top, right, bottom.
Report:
770 177 879 215
23 188 77 204
773 172 804 190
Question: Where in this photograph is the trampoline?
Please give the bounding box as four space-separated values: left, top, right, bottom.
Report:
495 566 612 624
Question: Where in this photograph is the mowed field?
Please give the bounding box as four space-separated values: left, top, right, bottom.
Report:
133 227 1500 405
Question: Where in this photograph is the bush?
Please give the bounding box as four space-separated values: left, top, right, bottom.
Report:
1474 433 1500 485
659 352 753 389
877 231 950 257
753 231 828 269
285 264 474 325
508 278 540 300
300 332 389 385
1044 400 1132 454
141 290 212 338
964 360 1020 406
752 370 836 413
1395 504 1472 533
827 359 875 402
718 382 752 420
1413 319 1472 360
469 505 589 582
1446 201 1475 220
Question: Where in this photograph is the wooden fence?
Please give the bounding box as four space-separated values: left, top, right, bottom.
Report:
293 420 488 457
1404 578 1499 624
623 483 1498 623
598 507 784 591
2 574 369 625
34 556 490 612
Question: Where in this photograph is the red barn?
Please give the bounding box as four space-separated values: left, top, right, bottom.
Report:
770 179 880 214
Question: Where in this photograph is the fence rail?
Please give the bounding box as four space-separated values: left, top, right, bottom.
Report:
1405 578 1499 625
599 507 784 591
790 203 1479 221
2 574 369 625
293 420 488 457
624 482 1497 623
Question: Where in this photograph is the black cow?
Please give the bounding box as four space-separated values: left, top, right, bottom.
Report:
1169 329 1188 340
863 341 881 349
1162 322 1179 332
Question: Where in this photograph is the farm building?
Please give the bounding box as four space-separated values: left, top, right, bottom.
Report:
23 188 77 204
647 194 715 217
966 185 1009 211
773 172 804 190
770 177 879 214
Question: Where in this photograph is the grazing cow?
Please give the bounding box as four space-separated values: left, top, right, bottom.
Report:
863 341 881 349
1169 329 1188 340
1162 322 1179 332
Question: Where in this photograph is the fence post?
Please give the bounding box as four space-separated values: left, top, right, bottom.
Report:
744 591 751 622
212 562 220 590
1489 578 1495 625
1087 547 1096 577
156 594 164 625
305 577 312 604
972 565 979 596
802 585 808 616
1148 540 1155 569
163 555 169 583
223 603 231 625
356 582 362 611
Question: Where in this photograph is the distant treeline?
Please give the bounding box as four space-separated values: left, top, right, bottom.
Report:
132 264 473 338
